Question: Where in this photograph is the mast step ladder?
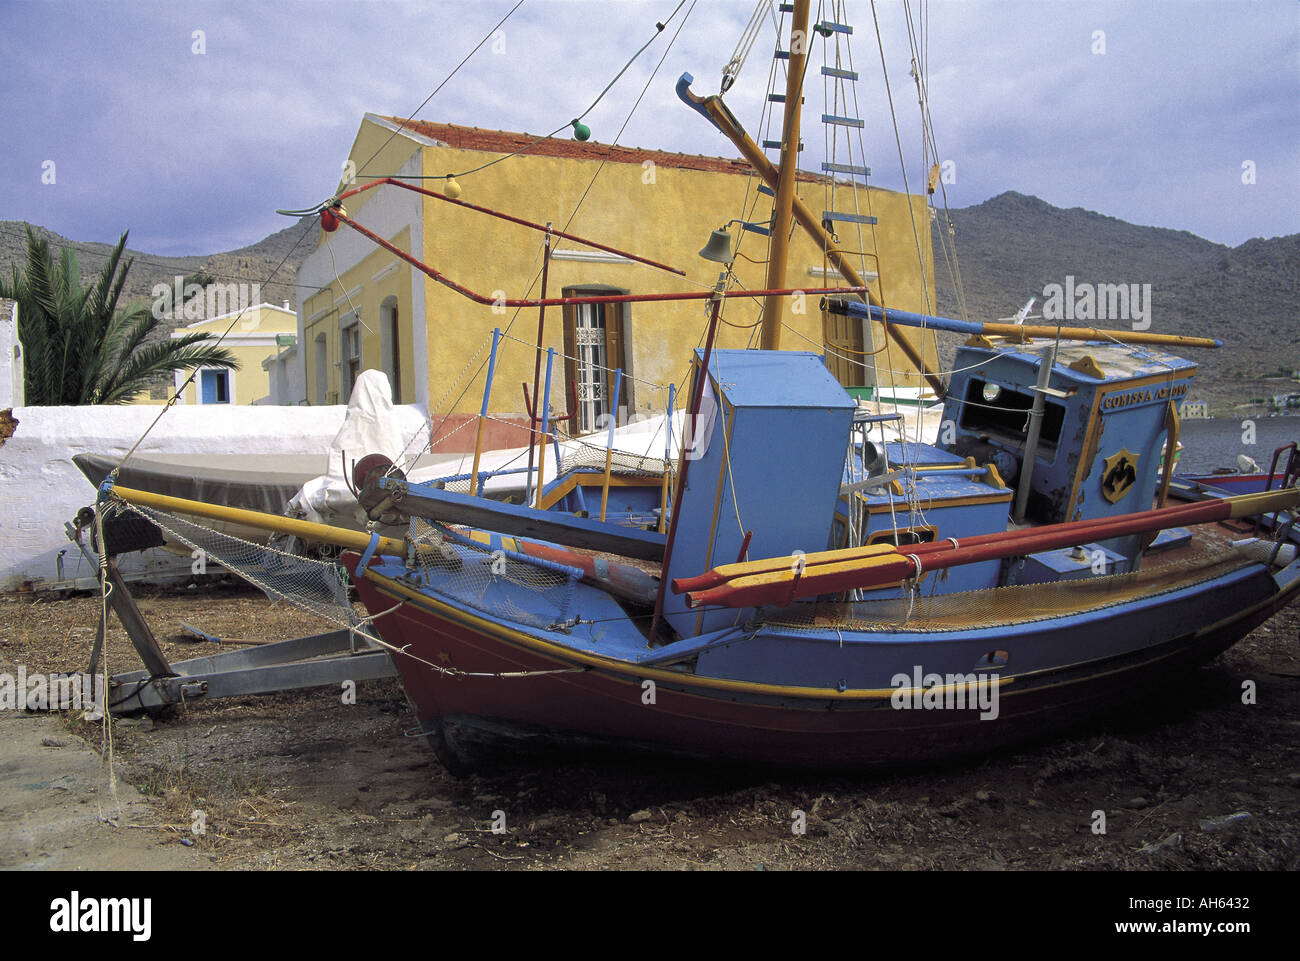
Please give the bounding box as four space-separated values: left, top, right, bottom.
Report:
822 211 878 227
822 162 871 177
815 20 853 36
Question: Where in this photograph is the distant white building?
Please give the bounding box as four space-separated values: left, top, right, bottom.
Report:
0 298 23 408
258 336 307 406
164 302 297 406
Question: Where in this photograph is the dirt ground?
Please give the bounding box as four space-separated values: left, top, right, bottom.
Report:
1 580 1297 871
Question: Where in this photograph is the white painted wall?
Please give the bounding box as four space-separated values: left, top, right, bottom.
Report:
257 343 307 406
297 136 427 409
0 299 23 409
0 404 351 591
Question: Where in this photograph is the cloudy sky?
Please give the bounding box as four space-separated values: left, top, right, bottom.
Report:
2 0 1296 256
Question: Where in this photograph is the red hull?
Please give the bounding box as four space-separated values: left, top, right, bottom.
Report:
348 556 1292 770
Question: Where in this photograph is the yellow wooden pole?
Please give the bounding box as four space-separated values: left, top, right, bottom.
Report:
109 485 408 557
1157 401 1180 509
599 449 614 522
469 417 489 497
687 91 945 399
760 0 810 350
980 322 1222 350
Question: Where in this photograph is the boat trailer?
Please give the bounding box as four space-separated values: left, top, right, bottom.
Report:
63 517 396 717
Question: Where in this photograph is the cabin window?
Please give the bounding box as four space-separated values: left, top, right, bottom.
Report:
562 289 632 434
198 368 231 404
867 526 937 547
960 377 1065 453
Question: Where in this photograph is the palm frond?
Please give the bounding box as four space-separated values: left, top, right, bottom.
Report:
96 335 239 405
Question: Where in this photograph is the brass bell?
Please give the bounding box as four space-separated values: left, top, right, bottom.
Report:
698 228 734 264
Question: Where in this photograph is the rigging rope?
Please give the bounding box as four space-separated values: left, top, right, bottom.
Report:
109 215 318 478
354 0 689 187
721 0 772 92
353 0 528 178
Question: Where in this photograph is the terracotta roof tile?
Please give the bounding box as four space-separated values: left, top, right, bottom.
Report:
381 116 824 182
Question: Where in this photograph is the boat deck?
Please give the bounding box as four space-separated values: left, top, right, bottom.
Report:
368 518 1270 669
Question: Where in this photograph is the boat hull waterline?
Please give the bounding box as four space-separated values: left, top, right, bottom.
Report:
347 547 1299 769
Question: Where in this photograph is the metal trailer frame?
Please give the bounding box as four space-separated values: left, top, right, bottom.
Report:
65 520 397 716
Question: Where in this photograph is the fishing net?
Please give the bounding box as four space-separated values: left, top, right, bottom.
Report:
105 499 358 626
104 496 584 635
405 518 581 631
560 443 669 477
101 498 591 682
759 543 1250 635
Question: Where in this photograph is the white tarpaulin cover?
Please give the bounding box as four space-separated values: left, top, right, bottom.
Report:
289 370 432 525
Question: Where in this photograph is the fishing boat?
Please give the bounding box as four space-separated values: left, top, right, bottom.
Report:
1174 447 1298 498
94 1 1299 772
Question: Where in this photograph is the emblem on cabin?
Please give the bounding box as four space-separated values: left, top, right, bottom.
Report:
1100 447 1139 503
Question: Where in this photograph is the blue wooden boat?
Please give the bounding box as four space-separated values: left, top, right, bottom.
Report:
329 3 1300 770
99 2 1300 773
342 342 1299 771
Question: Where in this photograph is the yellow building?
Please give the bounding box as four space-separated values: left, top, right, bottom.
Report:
295 114 937 450
171 302 298 405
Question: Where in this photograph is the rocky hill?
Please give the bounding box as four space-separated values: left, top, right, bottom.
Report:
0 217 319 399
931 192 1300 414
0 217 319 312
4 193 1295 414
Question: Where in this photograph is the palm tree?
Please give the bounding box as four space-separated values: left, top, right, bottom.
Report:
0 226 239 405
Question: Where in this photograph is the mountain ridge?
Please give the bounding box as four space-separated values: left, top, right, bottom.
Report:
931 191 1299 412
3 192 1295 413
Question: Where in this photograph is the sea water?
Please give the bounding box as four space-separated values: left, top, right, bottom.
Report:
1176 416 1298 475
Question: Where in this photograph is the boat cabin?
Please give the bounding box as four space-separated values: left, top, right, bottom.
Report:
659 338 1206 616
940 339 1197 527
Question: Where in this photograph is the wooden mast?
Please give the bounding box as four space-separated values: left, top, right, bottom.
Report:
677 76 946 399
760 0 811 351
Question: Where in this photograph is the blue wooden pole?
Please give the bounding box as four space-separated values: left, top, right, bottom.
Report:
534 348 555 508
599 369 623 521
659 383 675 533
470 328 501 497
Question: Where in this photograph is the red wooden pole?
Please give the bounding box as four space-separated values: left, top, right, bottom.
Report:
336 178 687 276
672 495 1264 595
650 283 726 640
681 488 1298 609
330 208 866 308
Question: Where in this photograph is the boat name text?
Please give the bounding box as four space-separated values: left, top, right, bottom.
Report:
1102 383 1188 410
